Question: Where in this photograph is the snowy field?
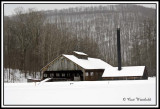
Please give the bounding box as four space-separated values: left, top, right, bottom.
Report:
4 77 156 106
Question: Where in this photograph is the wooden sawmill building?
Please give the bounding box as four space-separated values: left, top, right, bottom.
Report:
40 51 147 82
40 51 112 81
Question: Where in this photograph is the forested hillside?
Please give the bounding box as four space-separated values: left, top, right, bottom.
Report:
4 4 156 81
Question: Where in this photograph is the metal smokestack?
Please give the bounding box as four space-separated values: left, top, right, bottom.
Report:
117 28 121 70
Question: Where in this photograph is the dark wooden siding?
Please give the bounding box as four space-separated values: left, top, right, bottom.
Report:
102 76 142 80
73 53 88 59
84 69 104 81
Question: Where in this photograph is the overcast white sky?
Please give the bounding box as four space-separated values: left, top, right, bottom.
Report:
3 3 156 16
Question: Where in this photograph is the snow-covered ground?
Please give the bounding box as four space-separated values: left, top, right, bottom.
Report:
4 77 156 105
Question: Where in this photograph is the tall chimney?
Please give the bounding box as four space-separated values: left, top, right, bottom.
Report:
117 28 121 70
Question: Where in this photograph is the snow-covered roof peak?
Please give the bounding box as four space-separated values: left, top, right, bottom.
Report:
73 51 87 56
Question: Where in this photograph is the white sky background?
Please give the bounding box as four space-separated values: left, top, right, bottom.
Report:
4 3 156 16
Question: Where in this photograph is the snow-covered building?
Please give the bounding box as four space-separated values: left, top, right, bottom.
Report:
102 66 148 80
40 51 147 81
40 51 112 81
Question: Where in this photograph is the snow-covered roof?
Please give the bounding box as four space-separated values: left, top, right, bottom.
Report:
63 54 113 70
73 51 87 56
102 66 145 77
